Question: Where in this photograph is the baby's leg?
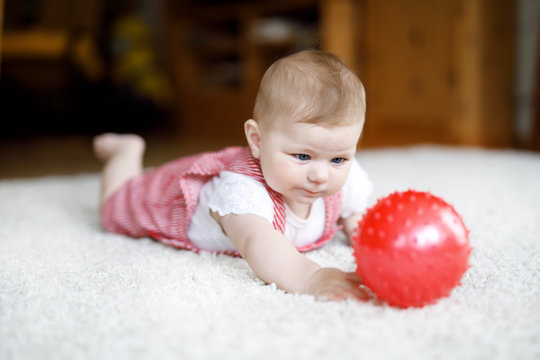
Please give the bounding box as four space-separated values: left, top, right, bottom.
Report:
93 133 145 210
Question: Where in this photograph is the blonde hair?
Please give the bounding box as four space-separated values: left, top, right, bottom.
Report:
253 50 366 128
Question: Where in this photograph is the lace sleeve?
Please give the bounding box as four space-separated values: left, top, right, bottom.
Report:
207 171 274 223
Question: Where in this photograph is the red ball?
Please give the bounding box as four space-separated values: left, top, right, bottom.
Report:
352 190 472 308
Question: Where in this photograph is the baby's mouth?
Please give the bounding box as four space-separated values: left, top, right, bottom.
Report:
302 189 323 196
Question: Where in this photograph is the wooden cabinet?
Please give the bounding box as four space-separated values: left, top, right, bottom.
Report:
358 0 515 148
163 0 516 148
163 0 321 143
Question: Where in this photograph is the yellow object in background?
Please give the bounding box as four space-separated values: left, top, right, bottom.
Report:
111 14 173 109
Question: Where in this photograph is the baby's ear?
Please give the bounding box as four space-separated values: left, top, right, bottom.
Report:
244 119 262 159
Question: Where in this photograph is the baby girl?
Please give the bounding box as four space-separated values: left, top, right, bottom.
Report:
94 50 373 301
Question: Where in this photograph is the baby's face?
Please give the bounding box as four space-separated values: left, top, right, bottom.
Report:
257 117 362 217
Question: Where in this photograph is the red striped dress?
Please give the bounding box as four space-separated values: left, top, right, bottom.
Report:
101 146 342 256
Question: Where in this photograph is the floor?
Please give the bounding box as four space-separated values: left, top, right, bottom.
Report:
0 133 236 179
3 129 537 180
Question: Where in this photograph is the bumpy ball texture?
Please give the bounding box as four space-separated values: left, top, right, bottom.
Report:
352 190 472 308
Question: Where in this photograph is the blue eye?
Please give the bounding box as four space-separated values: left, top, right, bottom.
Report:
331 157 346 164
295 154 310 161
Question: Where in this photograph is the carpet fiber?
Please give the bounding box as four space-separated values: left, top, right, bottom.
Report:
1 146 539 360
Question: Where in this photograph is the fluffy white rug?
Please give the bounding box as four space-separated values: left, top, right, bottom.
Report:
1 146 539 360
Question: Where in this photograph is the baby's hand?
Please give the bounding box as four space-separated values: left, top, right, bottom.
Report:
304 268 374 302
340 212 364 241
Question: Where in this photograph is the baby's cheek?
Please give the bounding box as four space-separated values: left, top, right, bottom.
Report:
332 172 349 192
265 170 292 194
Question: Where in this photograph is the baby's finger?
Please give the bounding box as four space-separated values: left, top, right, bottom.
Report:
348 284 373 301
346 281 378 302
357 284 378 301
345 272 364 285
314 283 363 302
330 282 372 302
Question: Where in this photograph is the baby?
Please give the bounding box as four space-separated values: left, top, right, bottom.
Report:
94 50 374 301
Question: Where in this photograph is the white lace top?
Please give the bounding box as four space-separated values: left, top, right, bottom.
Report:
187 158 373 252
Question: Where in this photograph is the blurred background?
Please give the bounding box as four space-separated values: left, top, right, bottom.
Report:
0 0 539 178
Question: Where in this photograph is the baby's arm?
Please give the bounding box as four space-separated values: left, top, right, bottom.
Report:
339 158 372 241
214 212 370 301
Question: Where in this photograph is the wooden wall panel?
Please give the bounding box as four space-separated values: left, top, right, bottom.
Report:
357 0 515 147
164 0 516 148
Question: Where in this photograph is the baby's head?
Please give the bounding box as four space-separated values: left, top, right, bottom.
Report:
252 50 366 131
245 51 367 214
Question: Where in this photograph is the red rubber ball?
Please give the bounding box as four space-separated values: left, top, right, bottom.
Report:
352 190 472 308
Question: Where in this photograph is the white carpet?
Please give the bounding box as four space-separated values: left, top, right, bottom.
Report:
1 146 539 360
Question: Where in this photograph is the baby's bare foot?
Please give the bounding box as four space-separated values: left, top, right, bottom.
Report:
93 133 145 162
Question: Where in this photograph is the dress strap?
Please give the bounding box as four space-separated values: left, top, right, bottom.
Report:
227 149 287 234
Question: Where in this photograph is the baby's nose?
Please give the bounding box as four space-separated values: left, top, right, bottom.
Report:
307 163 329 183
